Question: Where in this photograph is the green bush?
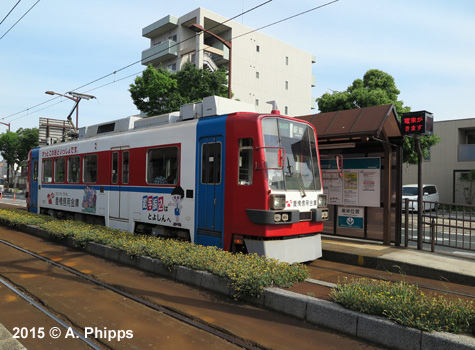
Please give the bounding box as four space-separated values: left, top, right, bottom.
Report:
330 278 475 334
0 209 308 298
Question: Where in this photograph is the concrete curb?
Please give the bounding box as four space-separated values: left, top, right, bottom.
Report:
322 248 475 286
0 324 26 350
8 224 475 350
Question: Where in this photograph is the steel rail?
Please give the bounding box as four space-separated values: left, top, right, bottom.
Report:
0 277 103 350
0 239 264 350
308 264 475 299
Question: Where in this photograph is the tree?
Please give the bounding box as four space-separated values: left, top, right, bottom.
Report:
130 63 229 117
317 69 440 164
0 128 39 188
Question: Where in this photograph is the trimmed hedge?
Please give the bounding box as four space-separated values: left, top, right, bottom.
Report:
330 278 475 334
0 209 308 298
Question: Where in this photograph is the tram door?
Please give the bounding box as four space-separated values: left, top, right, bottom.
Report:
110 148 130 220
197 136 224 248
28 148 39 213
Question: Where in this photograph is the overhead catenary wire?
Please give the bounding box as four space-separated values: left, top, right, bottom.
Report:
0 0 22 27
3 0 339 124
2 0 274 122
0 0 40 41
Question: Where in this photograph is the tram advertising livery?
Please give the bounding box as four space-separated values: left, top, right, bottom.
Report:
27 96 328 263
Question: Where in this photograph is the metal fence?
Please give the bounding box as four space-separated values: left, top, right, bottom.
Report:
403 199 475 252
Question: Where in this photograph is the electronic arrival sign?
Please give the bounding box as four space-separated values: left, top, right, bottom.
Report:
401 111 434 136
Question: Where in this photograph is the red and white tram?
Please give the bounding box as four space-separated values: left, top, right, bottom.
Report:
27 96 328 263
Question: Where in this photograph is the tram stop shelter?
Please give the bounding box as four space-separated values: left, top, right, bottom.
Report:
297 104 405 245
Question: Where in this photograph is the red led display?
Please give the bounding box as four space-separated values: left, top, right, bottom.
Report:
401 111 433 136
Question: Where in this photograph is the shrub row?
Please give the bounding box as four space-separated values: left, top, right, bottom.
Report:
330 278 475 334
0 209 308 298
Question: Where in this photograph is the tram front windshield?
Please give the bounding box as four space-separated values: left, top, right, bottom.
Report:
262 118 321 191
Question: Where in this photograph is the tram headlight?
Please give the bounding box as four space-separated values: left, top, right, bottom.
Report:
270 194 286 210
281 213 289 221
274 213 282 222
318 194 328 208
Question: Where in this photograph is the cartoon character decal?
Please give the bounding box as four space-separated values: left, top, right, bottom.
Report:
82 186 97 213
169 186 185 227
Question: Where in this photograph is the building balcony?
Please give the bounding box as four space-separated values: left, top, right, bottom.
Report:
142 15 178 39
458 144 475 161
204 42 229 66
142 41 178 66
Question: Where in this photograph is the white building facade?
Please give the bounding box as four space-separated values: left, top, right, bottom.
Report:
141 7 316 116
403 118 475 204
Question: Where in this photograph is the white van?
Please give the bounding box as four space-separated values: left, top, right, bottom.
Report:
402 184 439 211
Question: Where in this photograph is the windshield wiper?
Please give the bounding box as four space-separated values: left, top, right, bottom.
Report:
286 157 306 198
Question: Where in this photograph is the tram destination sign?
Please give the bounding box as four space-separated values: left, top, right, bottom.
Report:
401 110 434 136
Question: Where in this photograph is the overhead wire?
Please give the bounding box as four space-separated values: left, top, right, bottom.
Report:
0 0 40 41
0 0 22 27
2 0 274 122
4 0 339 124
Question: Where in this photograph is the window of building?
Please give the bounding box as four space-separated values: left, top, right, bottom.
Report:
123 151 129 184
285 81 289 90
285 106 288 115
54 158 65 183
256 71 259 79
467 130 475 144
238 139 253 185
256 45 260 52
286 56 289 65
83 154 98 183
168 34 177 42
255 99 259 106
147 146 179 185
68 156 80 183
42 159 53 183
167 63 177 71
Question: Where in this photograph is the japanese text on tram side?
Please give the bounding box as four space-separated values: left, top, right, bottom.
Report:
41 146 78 158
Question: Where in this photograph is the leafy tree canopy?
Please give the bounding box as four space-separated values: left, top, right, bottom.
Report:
130 63 229 117
316 69 440 164
0 127 39 186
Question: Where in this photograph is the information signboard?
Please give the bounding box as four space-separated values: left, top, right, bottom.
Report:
337 207 364 229
321 157 381 208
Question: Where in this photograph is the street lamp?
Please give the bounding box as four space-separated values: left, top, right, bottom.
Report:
189 23 232 99
45 91 96 130
0 122 10 132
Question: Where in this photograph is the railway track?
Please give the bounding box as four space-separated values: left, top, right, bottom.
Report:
303 261 475 301
0 239 263 350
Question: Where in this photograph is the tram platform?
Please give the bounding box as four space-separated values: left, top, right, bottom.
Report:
320 235 475 286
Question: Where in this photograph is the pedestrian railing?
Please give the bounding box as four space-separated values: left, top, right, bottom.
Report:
403 199 475 252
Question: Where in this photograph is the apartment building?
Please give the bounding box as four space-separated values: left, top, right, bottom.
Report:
141 7 316 116
403 118 475 204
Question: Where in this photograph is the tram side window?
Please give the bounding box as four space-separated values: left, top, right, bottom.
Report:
147 147 179 185
123 151 129 184
54 157 66 183
33 160 38 181
42 159 53 183
238 138 253 185
202 142 221 184
83 155 98 183
68 156 81 183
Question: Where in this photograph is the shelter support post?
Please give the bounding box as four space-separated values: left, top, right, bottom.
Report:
383 142 392 245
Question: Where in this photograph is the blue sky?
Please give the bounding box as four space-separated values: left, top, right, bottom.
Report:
1 0 474 133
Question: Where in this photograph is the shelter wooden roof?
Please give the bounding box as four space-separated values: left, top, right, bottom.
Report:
297 104 403 143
